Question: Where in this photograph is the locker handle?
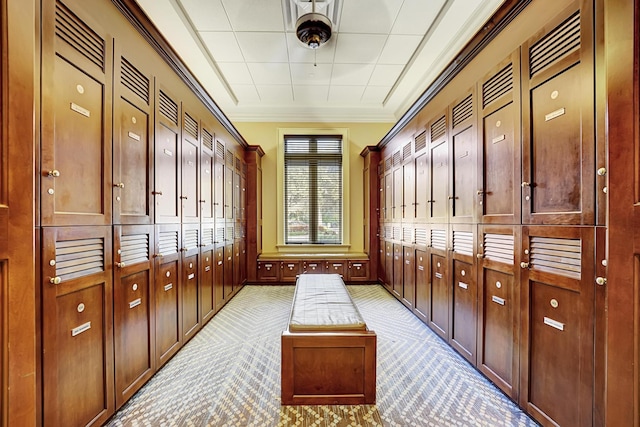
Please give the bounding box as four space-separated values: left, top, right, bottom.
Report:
595 276 607 286
114 182 125 188
520 262 530 269
50 276 61 285
476 253 484 259
152 191 163 195
47 169 60 177
180 196 188 200
476 190 483 195
116 262 126 268
521 182 530 188
199 199 206 203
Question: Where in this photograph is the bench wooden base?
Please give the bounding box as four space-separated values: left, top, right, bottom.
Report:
281 330 377 405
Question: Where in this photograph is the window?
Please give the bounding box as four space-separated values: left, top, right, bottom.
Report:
284 135 342 244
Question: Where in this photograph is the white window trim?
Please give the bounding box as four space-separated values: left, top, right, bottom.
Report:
276 127 350 253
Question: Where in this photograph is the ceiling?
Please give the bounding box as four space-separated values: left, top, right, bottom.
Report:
133 0 505 123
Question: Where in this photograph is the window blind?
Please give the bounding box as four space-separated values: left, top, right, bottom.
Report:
284 135 342 244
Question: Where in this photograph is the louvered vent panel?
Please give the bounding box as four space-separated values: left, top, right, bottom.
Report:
183 229 198 251
55 2 105 70
235 226 243 240
453 231 474 256
226 226 234 241
216 141 225 159
530 12 581 77
403 227 413 243
202 227 214 246
202 129 213 151
158 230 179 256
393 227 402 241
159 90 178 125
120 234 149 266
184 113 198 140
530 237 581 279
242 163 247 176
431 229 447 251
226 150 234 167
453 94 473 128
403 143 412 161
431 116 446 141
482 63 513 108
392 151 401 167
216 225 225 243
484 233 514 265
415 131 427 152
415 228 428 246
121 58 149 104
385 157 392 171
384 226 392 239
236 157 242 171
55 238 104 282
377 163 384 176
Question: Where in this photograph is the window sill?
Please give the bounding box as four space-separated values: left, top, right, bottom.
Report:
275 244 351 254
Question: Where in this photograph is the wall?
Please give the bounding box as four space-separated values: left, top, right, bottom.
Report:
235 122 393 255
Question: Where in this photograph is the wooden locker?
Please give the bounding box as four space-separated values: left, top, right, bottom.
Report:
233 240 241 292
42 226 114 426
233 158 241 220
414 248 429 324
522 5 595 225
181 111 200 223
428 225 449 340
402 245 415 309
449 92 477 224
478 52 521 225
303 260 326 274
224 242 233 299
214 140 225 220
200 247 215 323
449 225 477 363
154 224 181 367
378 166 385 223
214 245 225 309
477 225 520 400
281 260 301 282
384 159 392 221
384 239 393 291
377 237 385 284
428 114 449 223
520 225 594 427
392 243 403 299
238 235 247 287
200 127 215 222
181 224 200 340
392 151 403 221
154 87 181 224
113 49 153 225
225 150 234 219
41 1 113 227
402 141 415 221
113 225 155 408
327 260 346 277
348 261 368 282
414 130 429 221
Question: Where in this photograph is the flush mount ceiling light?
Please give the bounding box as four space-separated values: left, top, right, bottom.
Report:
295 0 332 49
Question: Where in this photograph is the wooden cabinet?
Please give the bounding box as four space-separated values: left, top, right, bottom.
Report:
303 260 325 274
224 243 233 299
200 127 215 222
257 260 279 282
428 225 449 340
348 261 369 282
154 87 181 224
414 249 429 323
449 92 476 224
281 260 302 282
200 248 215 323
392 243 403 298
214 245 225 310
428 114 449 223
402 246 415 308
181 110 200 224
326 260 346 277
181 223 200 341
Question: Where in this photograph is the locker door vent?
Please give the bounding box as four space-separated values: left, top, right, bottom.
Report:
403 227 414 243
530 236 581 279
120 233 149 266
402 142 412 161
392 150 401 167
236 157 242 172
431 229 447 251
55 2 105 70
202 129 214 151
121 57 149 104
242 163 248 176
453 231 473 256
529 11 580 78
415 228 428 246
377 162 384 176
430 115 446 141
184 113 198 141
235 226 243 240
158 230 179 256
216 141 225 159
55 237 104 282
159 90 178 125
202 227 214 246
385 157 392 171
482 63 513 108
452 94 473 128
183 229 199 251
384 226 392 239
415 131 427 152
226 149 234 167
393 226 402 241
483 233 514 265
215 225 225 244
226 226 234 242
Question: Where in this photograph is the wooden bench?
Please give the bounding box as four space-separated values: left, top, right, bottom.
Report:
281 274 377 405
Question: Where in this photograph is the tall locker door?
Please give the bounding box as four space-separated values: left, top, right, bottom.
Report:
225 150 234 219
428 224 449 340
181 111 200 224
519 226 594 427
113 48 153 225
384 237 393 290
392 241 403 299
41 1 112 227
477 225 520 400
522 6 595 225
414 131 428 221
414 247 429 324
239 238 247 286
200 223 215 323
384 158 392 221
224 241 234 299
233 240 241 292
214 141 225 220
113 225 155 408
392 151 403 221
378 237 386 284
154 224 182 367
402 141 415 221
428 114 448 223
154 88 181 224
200 127 215 222
478 52 521 225
378 164 385 226
449 92 476 224
402 245 415 309
214 244 225 311
240 165 247 222
181 224 200 340
233 158 241 220
42 226 114 426
449 225 477 363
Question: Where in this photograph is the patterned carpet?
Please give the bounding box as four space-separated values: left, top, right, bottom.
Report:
106 285 536 426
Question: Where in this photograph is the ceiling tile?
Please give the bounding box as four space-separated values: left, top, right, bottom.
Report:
331 63 374 86
179 0 231 31
339 0 403 34
290 63 332 85
333 34 387 64
200 32 244 62
328 85 365 103
391 0 445 35
256 85 294 102
220 0 285 31
236 32 289 62
362 86 391 104
378 35 422 65
369 64 404 86
286 33 337 64
232 84 260 103
293 85 330 102
247 62 291 85
216 62 254 84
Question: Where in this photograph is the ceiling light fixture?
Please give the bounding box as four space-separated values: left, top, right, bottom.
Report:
295 0 332 49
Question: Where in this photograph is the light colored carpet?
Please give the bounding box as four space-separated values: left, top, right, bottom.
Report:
106 285 536 426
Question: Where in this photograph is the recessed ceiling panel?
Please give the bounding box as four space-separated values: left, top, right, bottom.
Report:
338 0 403 34
369 64 404 86
200 32 245 62
362 86 391 104
247 62 292 84
378 35 422 65
391 0 446 35
221 0 285 31
256 85 294 102
331 63 375 86
293 85 330 102
328 85 366 102
333 34 387 64
179 0 231 31
216 62 254 84
233 84 261 103
290 63 332 85
236 32 289 62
